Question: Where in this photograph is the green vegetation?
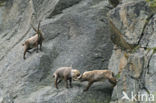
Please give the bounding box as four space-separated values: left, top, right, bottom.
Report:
146 0 156 8
130 45 156 54
131 45 140 53
147 47 156 54
115 73 120 79
0 0 6 6
152 47 156 54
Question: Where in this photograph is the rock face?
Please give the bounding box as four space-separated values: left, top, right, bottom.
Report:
140 14 156 48
108 0 156 103
108 0 153 49
0 0 156 103
0 0 114 103
108 0 119 7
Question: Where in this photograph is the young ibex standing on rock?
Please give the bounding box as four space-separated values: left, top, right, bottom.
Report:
22 22 44 59
53 67 80 89
77 70 117 92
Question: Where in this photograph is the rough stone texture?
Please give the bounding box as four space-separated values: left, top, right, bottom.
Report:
108 0 119 7
108 0 156 103
1 0 156 103
140 14 156 48
108 0 153 49
47 0 81 17
109 48 155 102
121 0 144 3
0 0 114 103
108 48 128 75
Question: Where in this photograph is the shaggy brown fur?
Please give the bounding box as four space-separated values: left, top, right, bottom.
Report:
22 22 44 59
77 70 117 91
53 67 80 89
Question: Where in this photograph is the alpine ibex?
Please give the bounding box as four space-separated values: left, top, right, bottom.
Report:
53 67 80 89
22 22 44 59
77 70 117 91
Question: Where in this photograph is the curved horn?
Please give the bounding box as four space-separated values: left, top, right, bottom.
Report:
38 21 41 31
31 24 38 33
77 74 82 80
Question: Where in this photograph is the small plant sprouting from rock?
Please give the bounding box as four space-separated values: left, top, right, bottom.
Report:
146 0 156 8
129 45 140 53
0 0 6 6
148 47 156 54
115 73 120 79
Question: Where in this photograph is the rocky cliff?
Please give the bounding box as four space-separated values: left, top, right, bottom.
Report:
0 0 156 103
108 0 156 103
0 0 114 103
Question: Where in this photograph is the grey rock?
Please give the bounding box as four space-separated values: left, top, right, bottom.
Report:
145 53 156 98
108 0 119 7
108 1 153 49
140 14 156 48
1 0 156 103
0 0 114 103
47 0 82 18
108 0 156 103
121 0 144 3
109 49 155 102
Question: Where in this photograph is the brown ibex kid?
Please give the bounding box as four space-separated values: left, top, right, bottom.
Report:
53 67 80 89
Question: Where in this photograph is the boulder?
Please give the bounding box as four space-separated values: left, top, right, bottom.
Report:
108 0 153 49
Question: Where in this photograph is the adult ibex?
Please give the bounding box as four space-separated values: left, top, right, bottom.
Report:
23 22 44 59
77 70 117 91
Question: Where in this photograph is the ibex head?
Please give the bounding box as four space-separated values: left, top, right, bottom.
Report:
31 21 44 39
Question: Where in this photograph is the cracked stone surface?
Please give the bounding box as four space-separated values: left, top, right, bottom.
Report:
108 1 156 103
0 0 156 103
0 0 114 103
